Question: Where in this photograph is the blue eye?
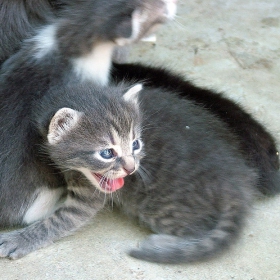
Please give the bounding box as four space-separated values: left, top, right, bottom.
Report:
132 140 140 151
99 149 114 159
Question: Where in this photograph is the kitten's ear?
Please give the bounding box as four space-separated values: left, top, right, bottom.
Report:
123 84 142 104
48 107 82 145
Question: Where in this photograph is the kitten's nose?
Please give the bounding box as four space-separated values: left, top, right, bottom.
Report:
122 156 136 175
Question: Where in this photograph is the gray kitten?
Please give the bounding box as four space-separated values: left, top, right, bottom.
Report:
0 82 257 263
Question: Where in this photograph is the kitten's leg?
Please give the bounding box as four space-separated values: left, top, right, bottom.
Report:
0 173 105 259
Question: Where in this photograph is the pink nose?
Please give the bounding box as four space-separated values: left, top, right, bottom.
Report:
123 166 135 175
122 156 136 175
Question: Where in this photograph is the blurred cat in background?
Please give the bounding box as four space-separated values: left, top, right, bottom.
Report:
0 0 176 65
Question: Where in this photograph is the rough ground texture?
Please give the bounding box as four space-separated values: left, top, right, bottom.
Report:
1 0 280 279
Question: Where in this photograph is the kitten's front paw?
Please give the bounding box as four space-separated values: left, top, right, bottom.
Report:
0 230 37 259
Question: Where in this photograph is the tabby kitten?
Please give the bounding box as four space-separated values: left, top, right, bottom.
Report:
0 83 141 258
1 82 257 263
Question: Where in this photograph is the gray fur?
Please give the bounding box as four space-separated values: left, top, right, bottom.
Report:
1 81 258 262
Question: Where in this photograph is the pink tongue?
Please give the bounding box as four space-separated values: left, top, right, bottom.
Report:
108 177 124 191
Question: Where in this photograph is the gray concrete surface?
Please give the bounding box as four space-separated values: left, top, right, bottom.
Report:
1 0 280 279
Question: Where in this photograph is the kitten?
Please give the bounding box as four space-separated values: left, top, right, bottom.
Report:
111 63 280 196
0 0 176 66
0 82 257 263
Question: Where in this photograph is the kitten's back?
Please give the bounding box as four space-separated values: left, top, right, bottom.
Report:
111 63 280 196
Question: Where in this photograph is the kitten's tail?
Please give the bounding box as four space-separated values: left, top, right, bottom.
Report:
129 197 248 264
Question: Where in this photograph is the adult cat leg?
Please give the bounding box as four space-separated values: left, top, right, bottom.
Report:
0 173 105 259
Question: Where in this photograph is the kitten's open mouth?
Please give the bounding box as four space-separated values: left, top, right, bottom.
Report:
92 173 125 192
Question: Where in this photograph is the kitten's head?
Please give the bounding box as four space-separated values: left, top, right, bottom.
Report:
45 84 144 193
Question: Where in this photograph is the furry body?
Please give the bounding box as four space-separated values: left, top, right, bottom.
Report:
0 80 257 262
111 63 280 196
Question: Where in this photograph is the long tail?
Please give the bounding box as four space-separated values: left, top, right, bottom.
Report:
129 198 248 264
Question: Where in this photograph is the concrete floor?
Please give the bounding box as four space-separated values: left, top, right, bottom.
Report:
1 0 280 279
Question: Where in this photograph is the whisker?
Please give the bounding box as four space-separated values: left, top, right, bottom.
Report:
113 191 121 206
137 165 154 187
110 191 114 209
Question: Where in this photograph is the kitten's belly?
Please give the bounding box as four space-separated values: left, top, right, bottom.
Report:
23 188 65 225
